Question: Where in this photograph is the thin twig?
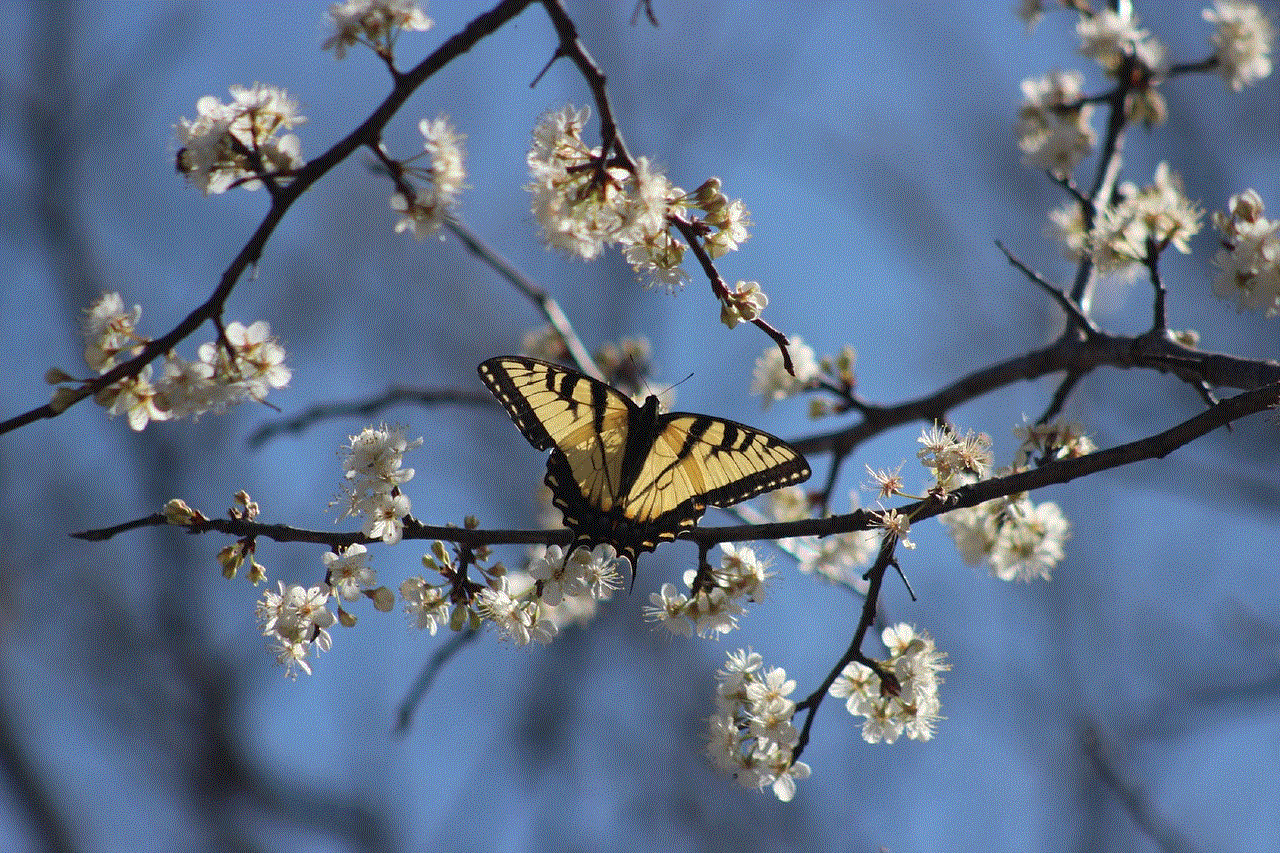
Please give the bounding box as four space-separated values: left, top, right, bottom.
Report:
445 218 600 379
395 629 481 734
248 386 495 448
996 240 1098 335
793 329 1280 462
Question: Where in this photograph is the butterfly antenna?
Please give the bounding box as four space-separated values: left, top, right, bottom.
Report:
651 371 693 407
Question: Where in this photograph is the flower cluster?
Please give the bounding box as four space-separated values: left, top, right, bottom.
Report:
1021 3 1272 160
691 177 753 259
1016 70 1096 178
175 83 304 195
942 491 1070 583
917 422 993 496
334 424 422 544
768 484 810 523
68 292 291 430
796 530 877 587
475 574 558 646
767 487 877 588
1204 0 1274 90
400 571 455 635
645 543 772 638
390 116 467 239
1013 419 1097 465
931 421 1072 582
706 649 809 802
214 491 268 583
873 508 915 549
750 338 819 409
400 538 491 636
719 280 769 329
324 543 394 616
323 0 432 60
1088 162 1202 277
1211 189 1280 316
255 581 338 678
1046 198 1089 262
527 106 674 264
1076 7 1166 77
81 292 142 373
516 544 616 631
401 537 619 645
829 624 949 744
526 106 753 293
528 543 622 610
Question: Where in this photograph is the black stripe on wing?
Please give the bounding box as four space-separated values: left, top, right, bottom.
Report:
545 450 701 568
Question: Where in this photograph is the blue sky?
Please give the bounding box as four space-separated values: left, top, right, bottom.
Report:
1 3 1277 851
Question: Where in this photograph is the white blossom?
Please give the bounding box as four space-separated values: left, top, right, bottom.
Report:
525 106 695 290
706 650 807 801
323 543 376 602
1211 189 1280 315
333 424 422 544
942 493 1071 582
476 577 557 646
1016 70 1095 178
82 292 142 372
751 339 819 408
1088 162 1201 276
1076 8 1165 76
829 624 949 744
175 83 304 194
400 575 451 634
392 115 467 239
1204 0 1274 90
643 544 770 638
324 0 432 59
720 280 769 329
255 582 337 678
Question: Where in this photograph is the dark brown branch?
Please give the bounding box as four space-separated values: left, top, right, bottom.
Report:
1144 237 1169 333
539 0 636 168
795 327 1280 462
669 214 799 375
1070 63 1133 313
73 513 574 549
792 533 900 759
1041 371 1083 424
248 386 496 448
76 384 1279 557
996 240 1098 335
769 381 1280 544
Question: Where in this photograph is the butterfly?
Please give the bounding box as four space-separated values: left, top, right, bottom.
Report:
478 356 811 583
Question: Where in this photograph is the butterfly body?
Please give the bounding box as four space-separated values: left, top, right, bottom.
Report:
478 356 811 574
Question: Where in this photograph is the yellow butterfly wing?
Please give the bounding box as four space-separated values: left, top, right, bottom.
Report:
624 413 811 524
479 355 811 569
478 356 635 512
